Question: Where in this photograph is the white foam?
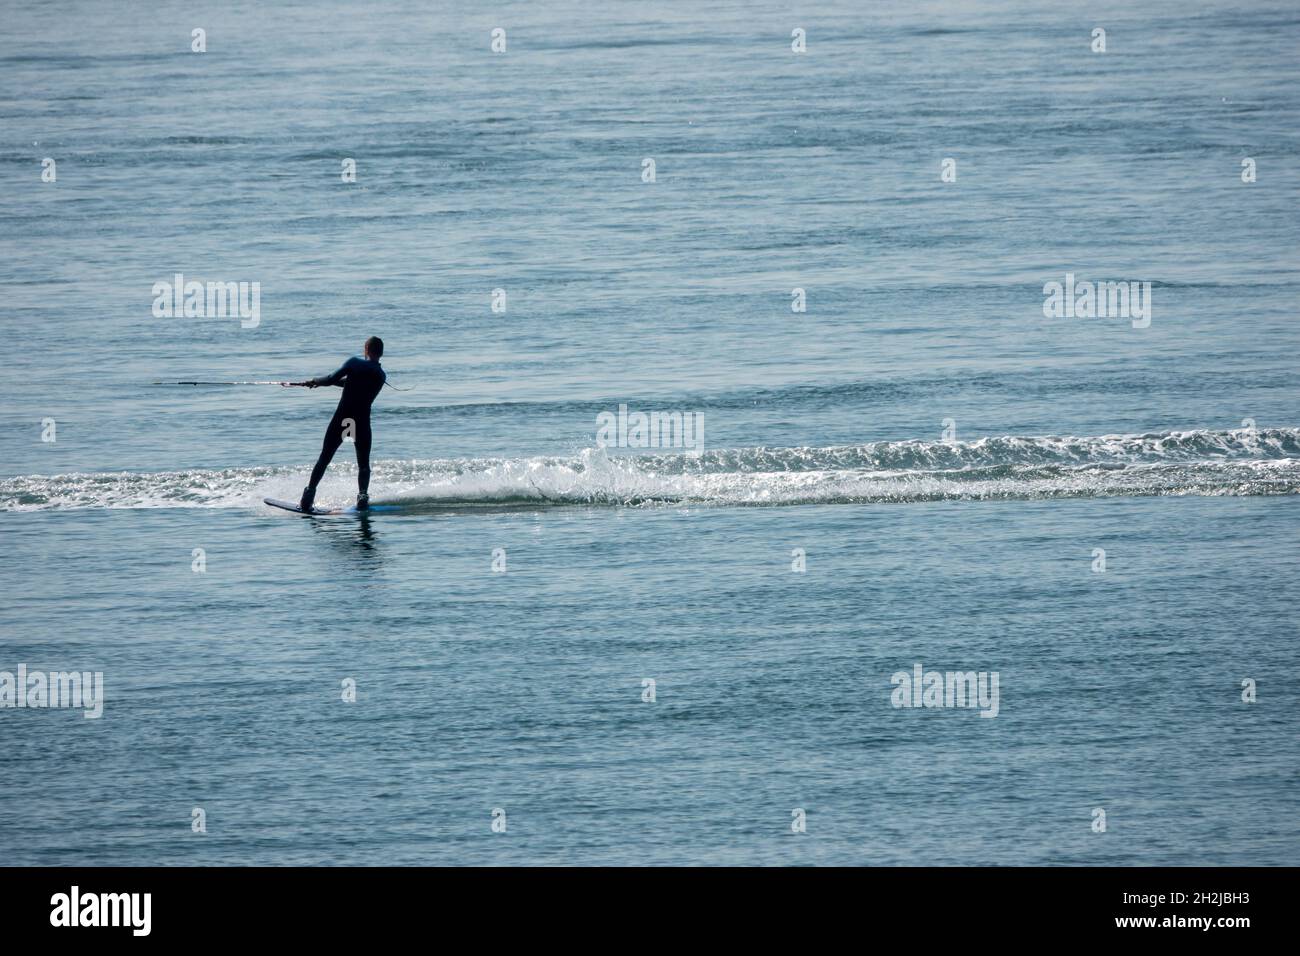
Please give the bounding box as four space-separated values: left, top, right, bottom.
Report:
3 429 1298 511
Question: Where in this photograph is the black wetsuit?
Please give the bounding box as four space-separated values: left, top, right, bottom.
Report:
306 356 385 494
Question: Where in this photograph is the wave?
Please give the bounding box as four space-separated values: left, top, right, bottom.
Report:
3 428 1298 512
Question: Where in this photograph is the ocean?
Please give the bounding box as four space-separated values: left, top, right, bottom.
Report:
1 0 1297 865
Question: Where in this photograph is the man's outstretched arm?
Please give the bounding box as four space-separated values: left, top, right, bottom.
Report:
304 360 351 388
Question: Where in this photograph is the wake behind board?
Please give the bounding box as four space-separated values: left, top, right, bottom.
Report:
264 497 399 516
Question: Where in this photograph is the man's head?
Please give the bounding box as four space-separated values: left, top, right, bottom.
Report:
365 336 384 361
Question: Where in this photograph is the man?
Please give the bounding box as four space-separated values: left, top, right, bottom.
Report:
295 336 386 512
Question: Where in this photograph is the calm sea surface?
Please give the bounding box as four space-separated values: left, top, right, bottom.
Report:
1 0 1297 864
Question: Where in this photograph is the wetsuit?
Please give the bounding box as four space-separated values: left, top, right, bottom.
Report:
306 356 386 495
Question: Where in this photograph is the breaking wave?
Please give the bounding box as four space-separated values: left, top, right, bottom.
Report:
3 428 1299 512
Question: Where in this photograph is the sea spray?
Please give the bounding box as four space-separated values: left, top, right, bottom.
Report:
3 429 1298 512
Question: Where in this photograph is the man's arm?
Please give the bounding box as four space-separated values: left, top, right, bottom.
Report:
305 359 354 388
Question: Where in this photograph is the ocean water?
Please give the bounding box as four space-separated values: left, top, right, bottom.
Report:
1 0 1298 865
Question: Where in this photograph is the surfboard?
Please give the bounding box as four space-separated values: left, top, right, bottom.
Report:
263 497 399 516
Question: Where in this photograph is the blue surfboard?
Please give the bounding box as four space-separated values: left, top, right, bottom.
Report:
264 497 400 516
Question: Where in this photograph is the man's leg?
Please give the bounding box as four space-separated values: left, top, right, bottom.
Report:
301 415 345 509
354 419 372 508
